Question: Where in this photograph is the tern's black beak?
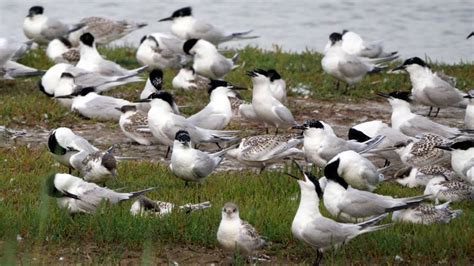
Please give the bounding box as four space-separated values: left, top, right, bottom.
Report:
463 94 473 99
231 86 248 91
137 98 151 103
158 17 173 22
292 125 306 130
435 145 453 151
391 65 406 72
376 92 391 98
467 32 474 39
55 95 74 99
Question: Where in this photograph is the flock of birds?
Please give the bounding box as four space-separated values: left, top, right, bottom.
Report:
1 5 474 263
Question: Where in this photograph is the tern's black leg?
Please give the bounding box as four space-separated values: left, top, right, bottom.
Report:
384 159 390 167
68 167 72 174
265 127 269 134
259 165 266 174
427 107 433 117
313 250 323 266
434 108 441 117
165 146 171 158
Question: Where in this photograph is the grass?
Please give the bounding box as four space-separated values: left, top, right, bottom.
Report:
0 46 473 264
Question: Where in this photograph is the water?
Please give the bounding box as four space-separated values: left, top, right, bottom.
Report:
1 0 473 64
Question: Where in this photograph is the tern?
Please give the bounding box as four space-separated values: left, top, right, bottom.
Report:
136 33 187 70
329 30 398 58
395 165 457 188
424 175 474 203
140 69 163 100
130 196 211 217
436 139 474 185
69 146 118 185
172 67 210 90
464 90 474 130
117 105 157 146
46 37 80 64
391 202 462 224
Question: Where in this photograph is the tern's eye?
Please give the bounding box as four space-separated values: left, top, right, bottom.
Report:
223 208 226 212
232 209 236 213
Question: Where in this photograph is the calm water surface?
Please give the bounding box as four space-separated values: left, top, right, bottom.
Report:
1 0 472 64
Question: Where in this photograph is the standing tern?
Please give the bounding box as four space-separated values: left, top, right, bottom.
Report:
136 33 187 70
158 7 258 45
464 90 474 130
170 130 235 184
323 158 428 222
217 202 267 257
183 38 239 79
248 69 297 134
287 162 391 265
76 33 146 76
392 57 468 117
391 202 462 224
436 139 474 184
46 173 154 214
187 80 245 130
23 6 83 44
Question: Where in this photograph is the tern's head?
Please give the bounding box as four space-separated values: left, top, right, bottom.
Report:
158 6 192 22
75 87 96 97
49 37 72 51
116 105 137 113
377 91 412 108
324 158 349 189
80 33 95 47
267 69 282 82
45 174 79 199
463 89 474 101
102 147 118 178
436 140 474 152
286 161 323 198
145 91 175 107
149 69 163 91
329 32 343 46
222 202 240 220
292 120 332 137
247 69 270 84
392 57 429 72
183 38 199 55
208 79 245 98
27 6 44 18
175 130 191 146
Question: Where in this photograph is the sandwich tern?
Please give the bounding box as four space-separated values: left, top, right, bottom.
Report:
170 130 235 184
130 196 211 217
266 69 287 103
46 38 80 64
158 7 258 45
424 175 473 203
46 173 154 214
391 202 462 224
1 60 44 80
392 57 468 116
183 38 239 79
172 67 210 90
464 90 474 130
436 139 474 184
187 80 245 130
395 165 457 188
69 146 117 185
248 69 297 134
336 30 397 58
323 158 428 222
117 105 157 146
140 69 163 100
136 33 187 70
288 162 391 265
217 202 267 256
294 120 384 169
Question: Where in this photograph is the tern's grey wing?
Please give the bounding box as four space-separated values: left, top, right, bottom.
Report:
68 135 97 153
78 184 127 205
210 58 232 79
301 217 356 249
338 189 395 217
239 220 265 249
97 60 128 76
69 150 89 171
160 36 185 54
424 84 464 106
187 108 227 130
192 152 217 178
338 57 370 78
41 19 69 40
272 105 296 125
401 116 458 137
241 135 296 161
162 115 197 141
192 20 224 41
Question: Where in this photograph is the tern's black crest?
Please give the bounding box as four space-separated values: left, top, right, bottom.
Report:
148 91 175 107
38 80 53 97
324 158 349 189
183 39 199 55
348 128 371 142
48 132 67 155
329 32 343 44
119 105 137 113
342 29 349 35
450 140 474 150
58 37 72 48
172 7 192 18
388 91 411 102
149 69 163 90
208 79 230 94
139 35 147 44
77 87 96 96
304 120 324 129
247 69 268 77
80 33 95 47
60 72 74 79
305 171 324 198
28 6 44 17
175 130 191 142
267 69 281 81
402 57 428 68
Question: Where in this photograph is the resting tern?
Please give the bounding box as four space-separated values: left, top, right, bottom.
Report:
322 32 397 88
395 165 457 188
378 91 471 138
294 120 384 169
46 38 80 64
248 69 297 134
424 175 474 203
287 162 391 265
391 202 462 224
117 105 157 146
76 33 146 77
323 158 428 222
187 80 244 130
392 57 468 117
464 90 474 130
170 130 234 184
68 16 147 46
158 7 257 45
335 30 397 58
39 63 145 97
436 139 474 184
48 127 98 173
130 196 211 217
69 146 117 185
23 6 83 44
46 173 153 214
172 67 209 90
183 38 239 79
1 60 44 80
53 72 79 108
217 202 267 256
136 33 186 70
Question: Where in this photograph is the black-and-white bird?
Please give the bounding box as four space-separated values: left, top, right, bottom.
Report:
322 32 397 88
217 202 267 256
330 30 398 58
248 69 297 134
46 37 80 64
45 173 154 214
136 33 186 70
391 202 462 224
69 146 118 185
140 69 164 100
323 158 428 222
294 120 384 168
187 80 244 130
266 69 287 103
172 67 210 90
288 162 391 265
117 105 157 146
170 130 234 184
23 6 83 44
436 139 474 185
183 38 239 79
158 7 257 45
392 57 468 117
76 33 146 77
